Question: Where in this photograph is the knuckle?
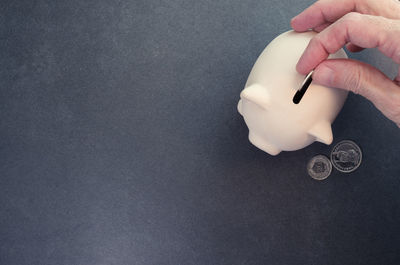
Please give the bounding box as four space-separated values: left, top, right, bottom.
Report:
382 21 400 63
341 12 363 24
309 36 322 47
309 35 326 52
339 12 364 32
314 1 325 13
345 66 364 95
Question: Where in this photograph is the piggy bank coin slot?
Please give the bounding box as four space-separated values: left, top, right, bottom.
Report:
293 70 313 104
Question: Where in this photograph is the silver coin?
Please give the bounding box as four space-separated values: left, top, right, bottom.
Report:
307 155 332 180
330 140 362 173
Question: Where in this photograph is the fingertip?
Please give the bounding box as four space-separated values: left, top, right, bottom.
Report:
290 16 299 30
296 62 309 75
290 18 295 30
290 16 308 32
313 64 335 87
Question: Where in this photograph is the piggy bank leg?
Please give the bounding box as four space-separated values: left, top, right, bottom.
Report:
249 132 281 156
308 120 333 145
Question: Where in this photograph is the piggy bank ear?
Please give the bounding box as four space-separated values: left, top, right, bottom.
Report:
308 120 333 145
240 84 270 110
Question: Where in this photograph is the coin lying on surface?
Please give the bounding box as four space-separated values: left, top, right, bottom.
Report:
307 155 332 180
330 140 362 173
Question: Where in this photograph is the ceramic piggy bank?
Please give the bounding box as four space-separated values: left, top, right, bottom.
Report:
237 30 348 155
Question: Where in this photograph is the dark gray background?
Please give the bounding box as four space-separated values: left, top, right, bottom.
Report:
1 0 400 264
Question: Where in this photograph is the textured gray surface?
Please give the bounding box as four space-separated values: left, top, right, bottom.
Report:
1 1 400 264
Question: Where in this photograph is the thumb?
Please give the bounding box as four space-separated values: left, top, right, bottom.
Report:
313 59 400 127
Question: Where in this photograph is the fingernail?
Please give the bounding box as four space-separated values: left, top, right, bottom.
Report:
314 66 334 86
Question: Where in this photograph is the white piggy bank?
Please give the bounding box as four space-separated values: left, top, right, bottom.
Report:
238 30 348 155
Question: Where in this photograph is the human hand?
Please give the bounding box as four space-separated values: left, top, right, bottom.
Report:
291 0 400 127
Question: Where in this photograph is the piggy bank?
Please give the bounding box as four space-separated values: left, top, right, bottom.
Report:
237 30 348 155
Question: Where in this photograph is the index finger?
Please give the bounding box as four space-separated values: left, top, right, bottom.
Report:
291 0 356 32
296 13 400 74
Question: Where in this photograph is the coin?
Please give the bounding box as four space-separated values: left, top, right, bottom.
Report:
330 140 362 173
307 155 332 180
